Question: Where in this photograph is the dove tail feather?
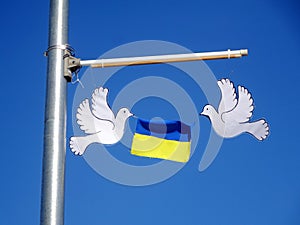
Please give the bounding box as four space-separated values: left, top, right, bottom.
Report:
246 119 270 141
70 136 93 155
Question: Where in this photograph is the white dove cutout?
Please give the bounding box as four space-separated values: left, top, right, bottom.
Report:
200 78 269 140
70 87 133 155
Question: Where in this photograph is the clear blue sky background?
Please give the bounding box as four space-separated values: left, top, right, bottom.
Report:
1 0 300 224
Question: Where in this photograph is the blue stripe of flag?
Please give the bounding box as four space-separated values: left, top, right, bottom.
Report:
135 118 191 142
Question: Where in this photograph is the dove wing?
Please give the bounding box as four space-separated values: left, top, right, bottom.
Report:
222 86 254 123
217 79 238 114
91 87 115 122
76 99 114 134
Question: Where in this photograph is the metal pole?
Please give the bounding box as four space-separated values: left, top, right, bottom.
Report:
79 49 248 68
40 0 68 224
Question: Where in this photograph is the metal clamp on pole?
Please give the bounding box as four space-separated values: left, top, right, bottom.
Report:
63 53 81 82
44 44 74 56
44 44 81 82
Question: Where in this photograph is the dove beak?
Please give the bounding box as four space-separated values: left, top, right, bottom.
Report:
200 111 206 116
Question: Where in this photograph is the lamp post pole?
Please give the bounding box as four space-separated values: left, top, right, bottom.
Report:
40 0 69 224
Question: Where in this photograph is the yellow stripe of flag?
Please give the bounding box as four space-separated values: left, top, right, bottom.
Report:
131 133 190 163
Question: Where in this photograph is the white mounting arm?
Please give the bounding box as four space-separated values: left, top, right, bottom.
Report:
65 49 248 80
79 49 248 68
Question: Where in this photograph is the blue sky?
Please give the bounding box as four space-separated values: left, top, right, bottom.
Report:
1 0 300 224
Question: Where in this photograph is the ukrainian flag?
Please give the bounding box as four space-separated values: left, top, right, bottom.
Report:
131 119 191 163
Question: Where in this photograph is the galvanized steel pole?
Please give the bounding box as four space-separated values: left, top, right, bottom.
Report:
40 0 69 224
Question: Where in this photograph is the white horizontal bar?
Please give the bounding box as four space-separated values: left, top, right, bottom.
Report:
80 49 248 68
